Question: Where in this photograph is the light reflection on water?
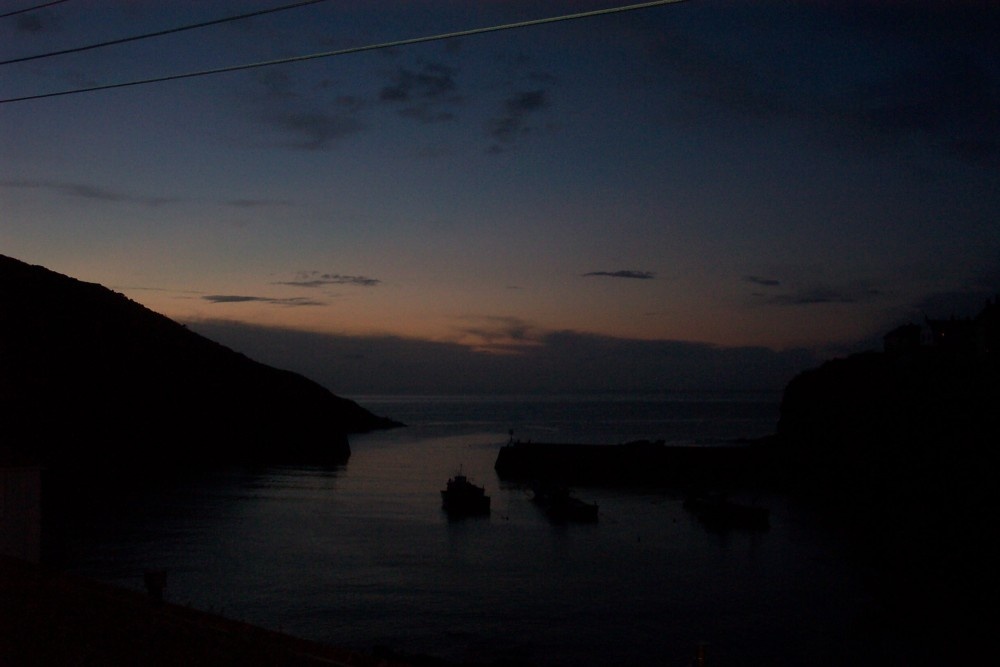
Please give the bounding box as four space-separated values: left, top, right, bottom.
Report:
52 396 914 666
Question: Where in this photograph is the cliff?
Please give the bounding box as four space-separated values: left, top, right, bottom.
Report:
774 348 1000 499
0 255 401 469
770 336 1000 627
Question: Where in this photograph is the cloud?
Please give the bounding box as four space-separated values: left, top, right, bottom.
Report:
15 15 43 33
378 61 461 124
453 315 543 354
241 67 369 151
763 285 881 306
202 295 324 307
487 89 549 147
244 54 458 149
274 271 381 288
582 270 655 280
379 62 458 101
398 105 456 124
15 11 53 33
187 320 816 395
0 179 175 206
744 276 781 287
266 110 366 150
226 198 293 209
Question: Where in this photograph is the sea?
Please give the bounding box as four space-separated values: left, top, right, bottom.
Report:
45 393 923 667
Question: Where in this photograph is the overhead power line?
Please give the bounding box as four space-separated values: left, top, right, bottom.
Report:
0 0 70 20
1 0 330 66
0 0 686 105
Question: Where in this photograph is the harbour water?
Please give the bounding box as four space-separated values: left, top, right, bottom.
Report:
47 394 920 666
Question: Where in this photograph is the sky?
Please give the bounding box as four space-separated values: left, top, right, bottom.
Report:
2 0 999 395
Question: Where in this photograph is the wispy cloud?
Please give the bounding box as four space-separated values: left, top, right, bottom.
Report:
226 198 293 209
252 57 463 149
0 179 175 206
744 275 781 287
240 65 369 151
378 61 461 123
762 285 881 306
453 315 544 354
14 11 53 33
582 270 656 280
487 89 549 150
380 62 457 101
266 110 366 151
190 319 816 394
202 295 324 307
274 271 381 288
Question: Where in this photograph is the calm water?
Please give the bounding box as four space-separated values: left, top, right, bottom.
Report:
49 394 917 666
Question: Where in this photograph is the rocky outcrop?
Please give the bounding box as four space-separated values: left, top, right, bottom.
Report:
0 255 401 470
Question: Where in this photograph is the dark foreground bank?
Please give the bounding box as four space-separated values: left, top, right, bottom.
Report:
0 555 412 667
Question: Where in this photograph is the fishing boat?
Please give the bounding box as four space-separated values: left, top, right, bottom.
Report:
683 492 769 530
530 482 599 523
441 474 491 517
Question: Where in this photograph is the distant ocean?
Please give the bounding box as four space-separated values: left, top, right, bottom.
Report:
49 394 920 667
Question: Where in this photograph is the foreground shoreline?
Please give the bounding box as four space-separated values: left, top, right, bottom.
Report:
0 555 411 667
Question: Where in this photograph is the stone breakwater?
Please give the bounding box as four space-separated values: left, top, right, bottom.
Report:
494 439 771 487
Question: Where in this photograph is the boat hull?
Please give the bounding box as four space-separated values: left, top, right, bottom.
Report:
441 475 491 517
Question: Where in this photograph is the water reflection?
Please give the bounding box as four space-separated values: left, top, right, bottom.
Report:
47 425 919 666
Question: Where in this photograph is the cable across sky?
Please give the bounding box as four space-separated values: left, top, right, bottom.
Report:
0 0 330 66
0 0 70 20
4 0 996 382
0 0 687 105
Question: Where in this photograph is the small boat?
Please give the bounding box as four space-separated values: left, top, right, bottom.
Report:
683 492 769 530
441 474 491 517
531 482 599 523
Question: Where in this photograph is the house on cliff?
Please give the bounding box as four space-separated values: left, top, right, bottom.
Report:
926 316 980 356
884 297 1000 360
977 296 1000 351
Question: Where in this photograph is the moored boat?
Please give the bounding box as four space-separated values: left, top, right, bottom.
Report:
441 474 491 517
531 482 599 523
683 492 769 530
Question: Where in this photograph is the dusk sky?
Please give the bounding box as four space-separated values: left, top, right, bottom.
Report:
3 1 999 395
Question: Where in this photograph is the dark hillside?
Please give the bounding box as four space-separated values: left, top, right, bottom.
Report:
776 350 1000 499
0 255 400 469
769 313 1000 650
